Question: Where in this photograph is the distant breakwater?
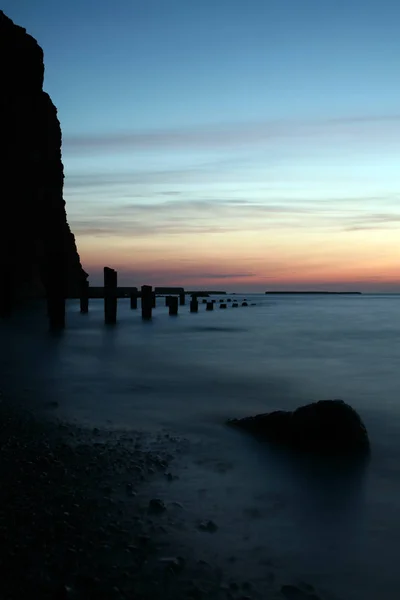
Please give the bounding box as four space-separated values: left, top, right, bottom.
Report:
264 291 362 295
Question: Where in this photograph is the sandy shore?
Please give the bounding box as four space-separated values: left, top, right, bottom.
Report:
0 392 326 600
0 395 247 600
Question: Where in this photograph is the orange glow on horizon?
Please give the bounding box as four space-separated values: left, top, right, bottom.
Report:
76 225 400 291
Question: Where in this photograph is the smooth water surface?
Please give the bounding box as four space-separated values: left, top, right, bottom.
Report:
1 294 400 598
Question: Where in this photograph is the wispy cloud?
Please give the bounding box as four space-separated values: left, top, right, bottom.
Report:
343 213 400 231
68 196 318 238
63 114 400 155
189 272 256 279
66 185 400 239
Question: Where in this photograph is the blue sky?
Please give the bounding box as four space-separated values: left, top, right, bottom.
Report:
4 0 400 290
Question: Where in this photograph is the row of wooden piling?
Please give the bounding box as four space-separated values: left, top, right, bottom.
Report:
99 290 247 324
0 266 248 330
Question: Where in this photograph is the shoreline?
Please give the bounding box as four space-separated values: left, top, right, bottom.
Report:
0 392 332 600
0 394 191 599
0 395 281 600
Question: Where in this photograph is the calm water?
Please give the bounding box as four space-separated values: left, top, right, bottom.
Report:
2 294 400 598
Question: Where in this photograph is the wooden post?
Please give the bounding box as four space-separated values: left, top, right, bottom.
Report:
80 280 89 314
104 267 117 324
152 292 156 308
206 301 213 311
130 292 137 309
169 296 179 315
179 292 185 306
190 295 198 313
141 285 152 320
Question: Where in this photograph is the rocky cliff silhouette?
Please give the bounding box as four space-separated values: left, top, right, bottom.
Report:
0 11 87 315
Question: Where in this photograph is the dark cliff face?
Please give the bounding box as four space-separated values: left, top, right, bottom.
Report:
0 11 87 311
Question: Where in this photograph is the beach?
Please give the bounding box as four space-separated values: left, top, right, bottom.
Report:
1 293 400 599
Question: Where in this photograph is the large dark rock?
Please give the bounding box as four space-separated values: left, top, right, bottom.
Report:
227 400 370 456
0 11 87 314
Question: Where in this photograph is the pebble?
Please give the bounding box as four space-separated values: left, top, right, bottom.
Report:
148 498 166 513
159 556 185 572
198 520 218 533
281 584 320 600
242 581 252 590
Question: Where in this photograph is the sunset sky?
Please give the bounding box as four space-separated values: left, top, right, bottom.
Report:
4 0 400 291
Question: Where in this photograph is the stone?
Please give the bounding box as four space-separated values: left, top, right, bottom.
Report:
159 556 185 572
281 584 321 599
148 498 166 513
0 11 87 313
198 519 218 532
227 400 370 457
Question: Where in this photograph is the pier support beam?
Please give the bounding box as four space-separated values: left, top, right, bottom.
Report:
190 295 198 313
206 301 213 311
130 292 137 309
141 285 152 320
104 267 117 324
179 292 185 306
80 280 89 314
169 296 179 316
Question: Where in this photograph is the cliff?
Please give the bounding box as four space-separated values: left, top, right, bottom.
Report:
0 11 87 314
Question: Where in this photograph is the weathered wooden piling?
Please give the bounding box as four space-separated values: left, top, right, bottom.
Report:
179 292 185 306
130 292 138 309
206 301 214 311
141 285 153 320
169 296 179 315
104 267 117 324
152 292 156 308
80 280 89 314
190 295 198 313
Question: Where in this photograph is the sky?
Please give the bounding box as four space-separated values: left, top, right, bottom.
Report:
4 0 400 291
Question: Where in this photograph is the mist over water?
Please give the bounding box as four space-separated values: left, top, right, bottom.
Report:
2 293 400 599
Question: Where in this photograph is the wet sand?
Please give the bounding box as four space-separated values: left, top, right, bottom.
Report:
0 392 326 600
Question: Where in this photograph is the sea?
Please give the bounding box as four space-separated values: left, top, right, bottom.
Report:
1 293 400 599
